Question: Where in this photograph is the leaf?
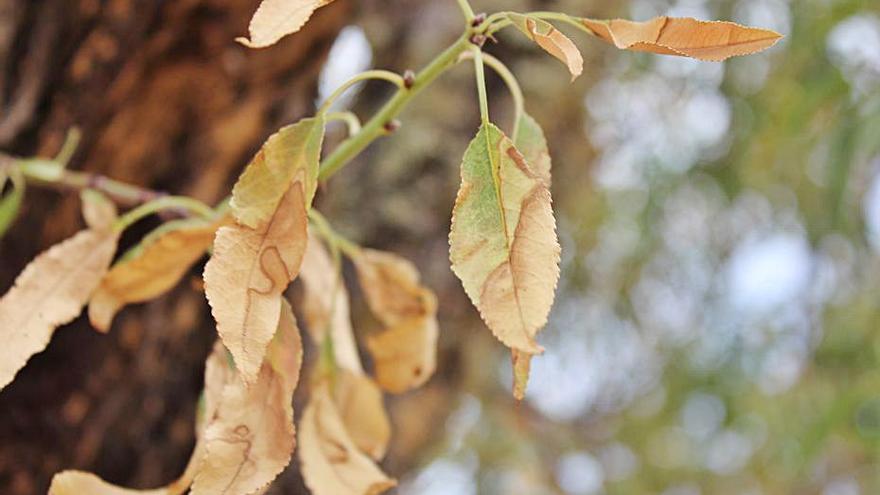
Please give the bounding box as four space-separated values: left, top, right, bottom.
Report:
236 0 336 48
0 229 118 391
351 249 439 393
49 473 171 495
508 13 583 81
514 112 552 187
299 234 363 374
191 300 303 495
333 370 392 461
231 116 324 229
449 123 560 357
580 16 783 61
89 215 231 332
0 167 24 238
299 384 396 495
204 186 308 384
80 190 118 232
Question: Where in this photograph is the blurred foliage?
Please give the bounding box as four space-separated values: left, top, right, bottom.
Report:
316 0 880 494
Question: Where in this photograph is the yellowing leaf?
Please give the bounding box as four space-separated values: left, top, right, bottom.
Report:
236 0 336 48
191 300 303 495
333 371 392 461
514 112 551 187
581 16 783 61
0 229 118 390
80 190 118 232
231 116 324 229
299 384 396 495
352 249 439 393
449 123 560 357
299 234 363 374
508 13 583 81
89 215 231 332
204 186 308 384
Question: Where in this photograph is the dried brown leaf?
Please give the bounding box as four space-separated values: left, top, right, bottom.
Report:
204 186 308 384
509 13 583 81
352 249 439 393
333 371 392 461
0 229 118 390
80 190 118 232
89 215 231 332
581 16 783 61
236 0 337 49
299 384 396 495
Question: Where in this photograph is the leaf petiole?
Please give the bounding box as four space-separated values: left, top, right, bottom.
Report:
113 196 216 232
317 70 406 115
459 51 525 140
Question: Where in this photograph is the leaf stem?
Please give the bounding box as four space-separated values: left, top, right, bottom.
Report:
318 34 474 181
460 51 524 139
308 209 360 257
317 70 406 114
527 11 596 36
471 47 491 127
326 111 363 136
113 196 216 232
455 0 475 22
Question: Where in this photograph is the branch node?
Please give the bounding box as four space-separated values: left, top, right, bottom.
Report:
471 13 487 28
469 34 487 48
383 119 401 134
403 70 416 89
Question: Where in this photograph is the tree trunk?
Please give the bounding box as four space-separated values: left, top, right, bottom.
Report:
0 0 350 492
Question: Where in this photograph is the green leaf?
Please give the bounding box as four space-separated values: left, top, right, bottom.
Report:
230 115 325 229
0 169 25 238
449 122 560 356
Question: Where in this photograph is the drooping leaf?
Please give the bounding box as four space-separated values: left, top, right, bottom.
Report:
0 167 24 238
508 13 583 81
204 186 308 384
299 384 396 495
333 370 392 461
351 249 439 393
449 123 560 366
231 116 324 229
514 112 551 187
299 233 363 374
191 300 303 495
89 215 231 332
0 229 118 390
236 0 336 48
580 16 783 61
80 189 118 232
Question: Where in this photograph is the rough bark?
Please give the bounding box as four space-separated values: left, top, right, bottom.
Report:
0 0 350 493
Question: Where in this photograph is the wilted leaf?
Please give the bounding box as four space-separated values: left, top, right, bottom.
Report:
80 190 118 232
89 215 231 332
231 116 324 229
581 16 783 61
333 370 392 460
0 229 118 390
508 13 583 81
352 249 439 393
449 123 560 358
191 300 303 495
204 186 308 384
0 167 24 238
236 0 337 48
299 234 363 374
299 384 396 495
514 112 551 187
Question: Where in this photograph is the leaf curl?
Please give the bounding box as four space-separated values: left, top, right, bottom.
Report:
508 13 583 81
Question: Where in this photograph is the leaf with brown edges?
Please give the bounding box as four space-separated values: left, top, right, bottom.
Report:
0 228 118 390
580 16 783 61
89 215 231 332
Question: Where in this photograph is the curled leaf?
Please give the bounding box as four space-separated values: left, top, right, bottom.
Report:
236 0 337 48
352 249 439 393
449 123 560 371
0 229 118 390
80 190 118 232
191 300 303 495
204 186 308 384
299 234 363 374
299 384 396 495
333 370 392 461
89 215 231 332
581 16 783 61
231 116 324 229
508 13 583 81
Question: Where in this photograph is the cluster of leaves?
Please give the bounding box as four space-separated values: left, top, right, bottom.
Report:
0 0 782 493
